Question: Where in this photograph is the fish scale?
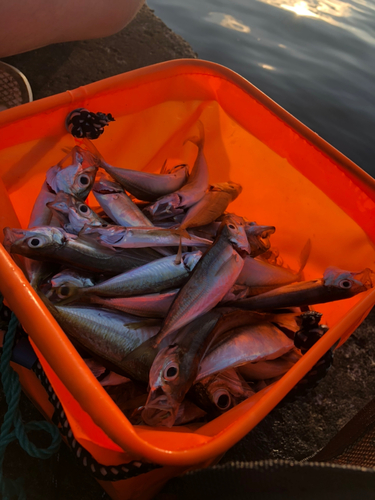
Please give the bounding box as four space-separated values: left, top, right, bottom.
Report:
50 304 162 369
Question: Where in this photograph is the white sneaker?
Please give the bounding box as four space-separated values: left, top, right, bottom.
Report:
0 61 33 111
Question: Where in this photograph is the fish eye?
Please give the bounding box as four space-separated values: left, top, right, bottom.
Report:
163 362 179 381
339 279 352 289
58 285 71 298
78 204 89 214
79 175 90 186
228 224 236 230
28 237 42 248
214 390 231 410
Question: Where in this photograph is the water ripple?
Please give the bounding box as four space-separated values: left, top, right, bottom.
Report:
148 0 375 175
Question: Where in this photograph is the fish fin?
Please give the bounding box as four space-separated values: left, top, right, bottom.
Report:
174 237 183 265
297 238 312 279
160 159 168 175
170 227 192 240
82 138 104 160
57 147 76 168
45 165 61 193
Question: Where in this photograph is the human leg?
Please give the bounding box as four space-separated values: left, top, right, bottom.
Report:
0 0 145 57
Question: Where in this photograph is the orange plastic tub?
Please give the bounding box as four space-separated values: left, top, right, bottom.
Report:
1 59 375 500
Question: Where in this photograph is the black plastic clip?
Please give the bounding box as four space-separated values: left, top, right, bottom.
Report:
65 108 115 140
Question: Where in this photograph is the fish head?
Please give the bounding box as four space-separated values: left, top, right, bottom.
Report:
197 370 254 414
220 215 250 256
244 222 275 257
142 344 187 427
323 266 375 294
46 147 98 200
141 396 179 427
182 250 203 272
79 224 124 244
47 191 73 214
46 270 94 301
65 198 104 233
46 192 72 227
3 226 66 256
70 166 97 201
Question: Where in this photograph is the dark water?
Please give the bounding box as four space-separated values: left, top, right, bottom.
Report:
148 0 375 178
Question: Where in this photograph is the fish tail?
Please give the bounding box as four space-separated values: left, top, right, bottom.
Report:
82 138 104 160
297 238 312 279
183 120 205 150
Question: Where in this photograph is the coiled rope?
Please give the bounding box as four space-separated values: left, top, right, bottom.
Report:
0 299 61 499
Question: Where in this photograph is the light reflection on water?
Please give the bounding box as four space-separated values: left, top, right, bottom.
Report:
262 0 350 20
205 12 251 32
260 0 375 46
148 0 375 176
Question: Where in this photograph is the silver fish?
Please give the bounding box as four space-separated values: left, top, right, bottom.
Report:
100 161 189 202
45 269 95 301
25 147 99 287
244 221 275 257
142 311 223 427
145 122 210 216
191 369 255 415
227 266 375 311
238 349 302 380
42 299 162 376
47 191 108 234
152 215 250 346
82 225 212 249
45 146 98 200
93 172 154 227
235 239 311 296
178 182 242 230
197 322 294 380
75 251 202 298
28 181 58 228
3 226 157 274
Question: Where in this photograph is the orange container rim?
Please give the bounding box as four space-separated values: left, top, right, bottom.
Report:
1 59 375 467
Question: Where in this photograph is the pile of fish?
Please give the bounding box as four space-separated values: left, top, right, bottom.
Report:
3 124 375 427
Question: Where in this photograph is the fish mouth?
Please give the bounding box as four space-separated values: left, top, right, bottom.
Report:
141 406 177 427
234 244 251 258
353 268 375 290
142 391 179 427
46 201 68 213
3 227 24 252
93 186 120 195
